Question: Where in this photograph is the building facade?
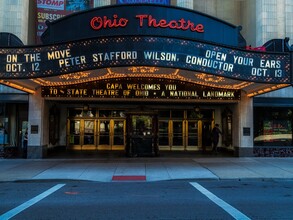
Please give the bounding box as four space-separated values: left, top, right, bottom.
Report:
0 0 292 158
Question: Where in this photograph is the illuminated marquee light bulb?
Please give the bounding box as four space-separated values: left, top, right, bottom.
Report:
128 66 159 73
195 73 225 83
59 72 91 80
247 84 289 97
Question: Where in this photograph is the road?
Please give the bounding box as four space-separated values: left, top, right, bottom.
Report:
1 180 293 219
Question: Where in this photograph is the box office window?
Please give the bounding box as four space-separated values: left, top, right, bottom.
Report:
254 107 292 146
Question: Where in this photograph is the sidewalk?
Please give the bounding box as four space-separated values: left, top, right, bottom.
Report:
1 156 293 182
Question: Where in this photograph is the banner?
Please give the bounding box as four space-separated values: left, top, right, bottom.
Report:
37 0 65 10
36 0 93 44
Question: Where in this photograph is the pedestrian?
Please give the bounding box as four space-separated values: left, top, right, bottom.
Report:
212 124 222 154
23 129 28 158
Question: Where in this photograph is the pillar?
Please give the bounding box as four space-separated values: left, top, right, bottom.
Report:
234 91 254 157
177 0 193 9
256 0 287 46
27 88 49 158
94 0 111 7
276 0 286 38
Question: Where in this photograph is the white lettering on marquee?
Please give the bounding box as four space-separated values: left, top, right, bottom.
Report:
92 51 137 62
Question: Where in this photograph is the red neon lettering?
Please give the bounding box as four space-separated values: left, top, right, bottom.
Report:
137 14 148 26
90 15 128 30
135 14 204 33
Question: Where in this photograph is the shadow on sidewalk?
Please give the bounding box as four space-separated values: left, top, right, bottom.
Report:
47 146 235 159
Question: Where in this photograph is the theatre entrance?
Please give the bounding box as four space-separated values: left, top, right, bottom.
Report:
157 109 213 152
67 109 126 151
125 113 159 156
66 108 214 153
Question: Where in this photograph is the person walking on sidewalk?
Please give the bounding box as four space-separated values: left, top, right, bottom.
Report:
212 124 222 154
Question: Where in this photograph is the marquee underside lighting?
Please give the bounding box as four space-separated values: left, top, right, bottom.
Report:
0 66 287 97
0 80 35 94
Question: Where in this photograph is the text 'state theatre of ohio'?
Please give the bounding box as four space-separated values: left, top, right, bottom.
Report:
1 2 293 158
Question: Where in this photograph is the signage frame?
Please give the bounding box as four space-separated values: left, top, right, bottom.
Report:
41 77 241 101
0 36 290 84
41 4 246 47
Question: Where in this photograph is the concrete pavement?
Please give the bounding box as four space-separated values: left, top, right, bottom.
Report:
1 157 293 182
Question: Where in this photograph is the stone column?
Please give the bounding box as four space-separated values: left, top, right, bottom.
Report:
233 91 254 157
177 0 193 9
256 0 286 45
94 0 111 7
27 88 49 158
276 0 286 38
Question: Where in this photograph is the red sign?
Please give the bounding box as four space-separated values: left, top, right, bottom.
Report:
90 14 204 33
36 0 93 44
246 45 266 51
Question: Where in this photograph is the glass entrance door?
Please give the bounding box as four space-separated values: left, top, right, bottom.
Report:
68 120 81 148
158 120 170 150
158 120 212 151
83 120 95 149
98 119 110 148
112 120 125 150
98 119 125 150
186 121 199 150
67 118 125 150
172 120 184 150
68 119 96 150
